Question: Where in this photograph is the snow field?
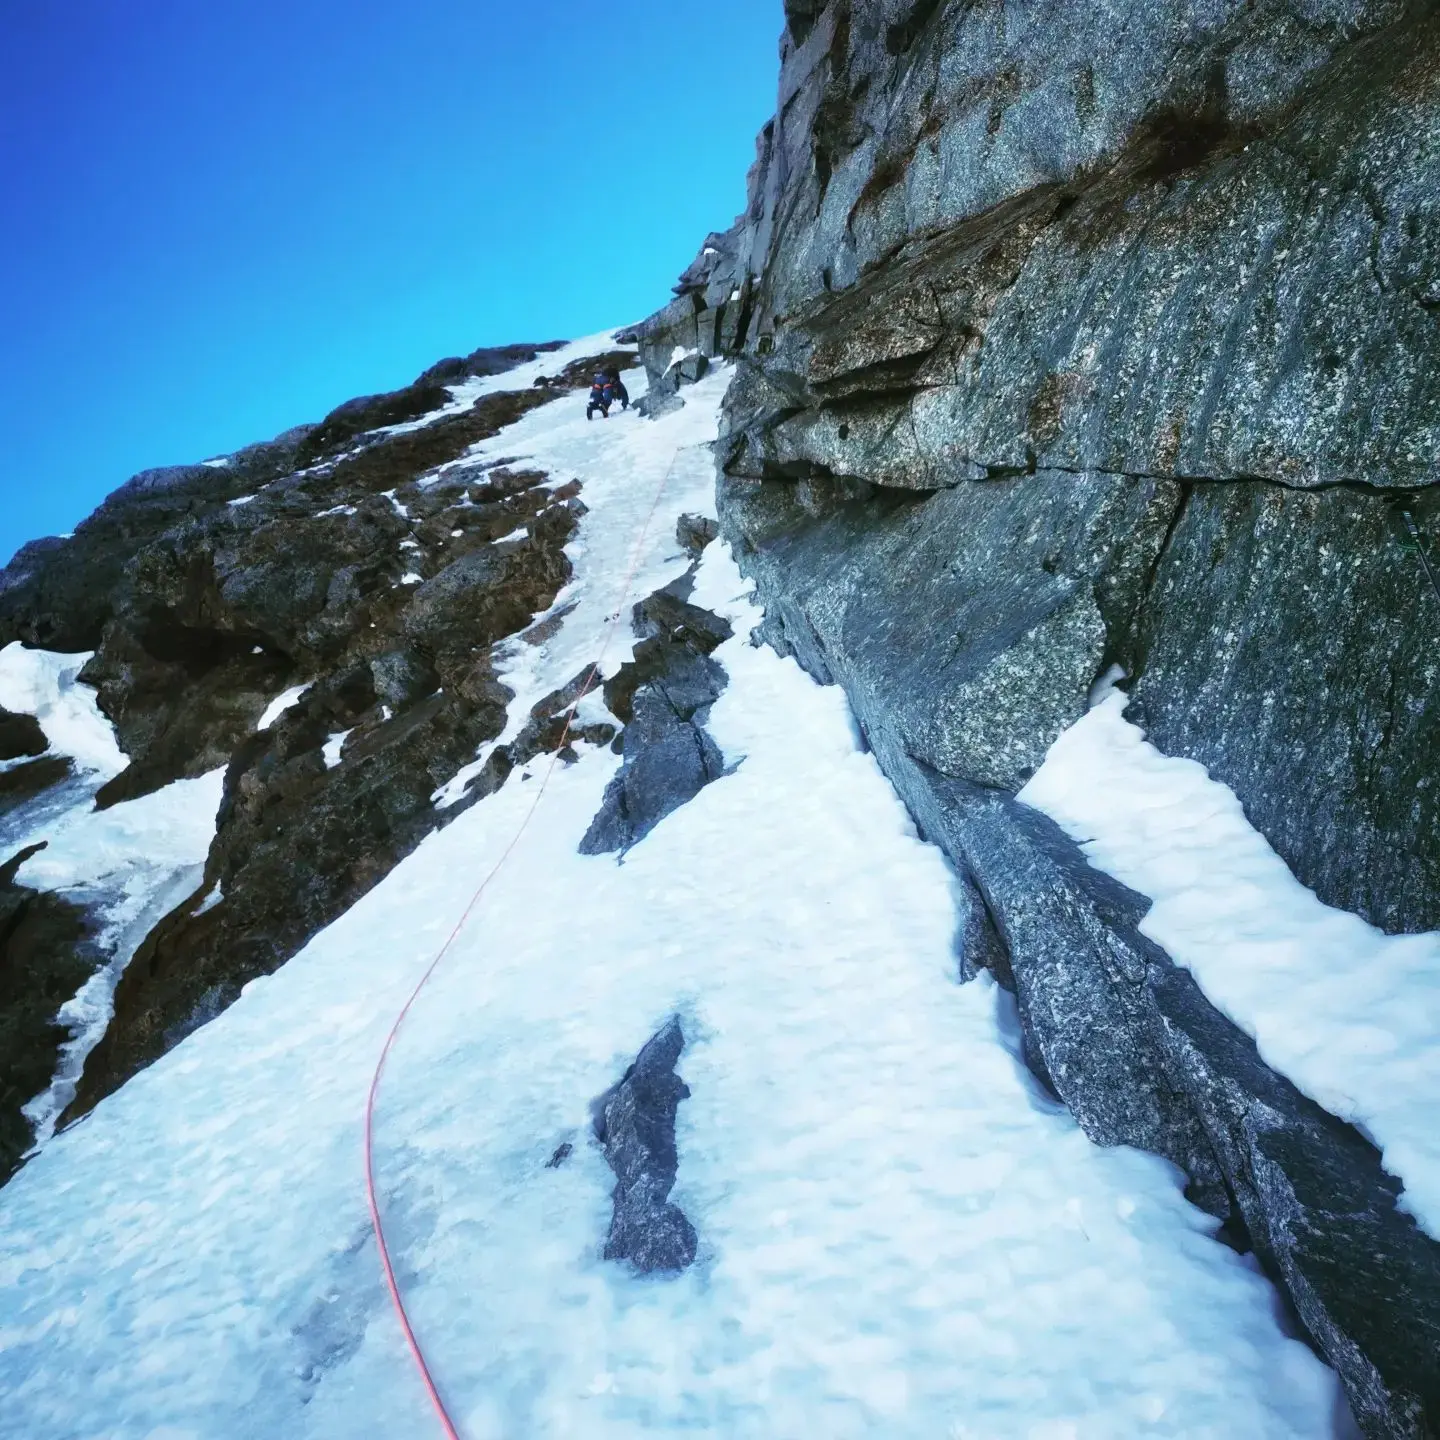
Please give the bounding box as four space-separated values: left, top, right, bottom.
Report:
1020 683 1440 1238
0 363 1349 1438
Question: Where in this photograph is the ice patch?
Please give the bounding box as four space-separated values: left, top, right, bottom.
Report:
0 643 125 777
227 494 257 507
322 731 351 769
1020 689 1440 1238
399 572 423 586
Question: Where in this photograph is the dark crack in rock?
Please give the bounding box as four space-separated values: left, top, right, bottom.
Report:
592 1017 697 1274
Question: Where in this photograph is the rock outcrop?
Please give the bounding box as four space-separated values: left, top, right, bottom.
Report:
580 553 733 856
591 1016 698 1274
0 341 635 1135
636 2 1440 1433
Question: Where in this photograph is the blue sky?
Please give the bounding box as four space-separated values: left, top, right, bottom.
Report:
0 2 780 565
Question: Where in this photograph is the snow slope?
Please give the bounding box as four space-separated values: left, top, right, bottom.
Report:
1020 681 1440 1239
0 361 1349 1438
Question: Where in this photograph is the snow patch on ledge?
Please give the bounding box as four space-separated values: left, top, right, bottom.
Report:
322 730 351 769
1020 687 1440 1238
257 684 310 730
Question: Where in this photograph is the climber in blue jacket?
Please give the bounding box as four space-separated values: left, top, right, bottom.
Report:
586 373 613 421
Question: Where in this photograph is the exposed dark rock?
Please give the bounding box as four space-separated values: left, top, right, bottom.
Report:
0 709 47 762
40 363 618 813
64 473 588 1121
580 581 731 856
0 843 101 1186
292 382 455 469
675 513 719 557
0 434 313 654
903 763 1440 1440
592 1016 697 1274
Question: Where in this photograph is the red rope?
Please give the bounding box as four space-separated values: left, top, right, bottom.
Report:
363 446 682 1438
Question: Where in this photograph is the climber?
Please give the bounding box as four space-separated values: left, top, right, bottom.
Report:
586 372 614 421
606 369 630 411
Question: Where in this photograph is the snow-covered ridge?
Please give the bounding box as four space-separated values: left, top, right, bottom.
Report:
373 330 637 442
1021 683 1440 1239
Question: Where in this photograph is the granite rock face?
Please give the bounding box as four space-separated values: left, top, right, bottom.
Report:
631 1 1440 1432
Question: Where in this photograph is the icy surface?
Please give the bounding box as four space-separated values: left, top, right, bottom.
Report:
1020 687 1440 1238
0 643 125 777
0 365 1348 1438
431 359 719 815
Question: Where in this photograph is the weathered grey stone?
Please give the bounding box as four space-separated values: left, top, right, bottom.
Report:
592 1017 697 1274
1131 482 1440 934
580 583 731 857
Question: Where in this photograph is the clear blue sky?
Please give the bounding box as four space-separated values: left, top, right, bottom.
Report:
0 1 780 565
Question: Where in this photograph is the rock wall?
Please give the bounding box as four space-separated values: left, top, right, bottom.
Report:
639 1 1440 1434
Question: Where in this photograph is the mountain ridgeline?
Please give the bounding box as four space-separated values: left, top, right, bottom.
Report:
0 2 1438 1435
